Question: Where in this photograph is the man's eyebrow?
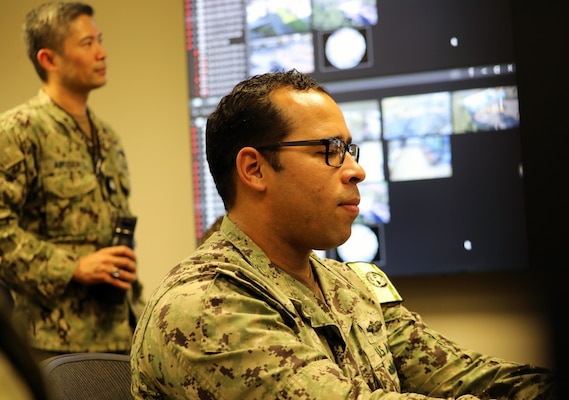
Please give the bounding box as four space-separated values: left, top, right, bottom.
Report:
78 33 102 43
78 34 95 42
333 135 353 143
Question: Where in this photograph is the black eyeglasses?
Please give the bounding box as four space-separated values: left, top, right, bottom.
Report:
256 137 360 168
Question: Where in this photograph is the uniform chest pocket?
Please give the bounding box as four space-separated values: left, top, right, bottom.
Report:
43 171 107 240
355 318 401 391
98 157 131 209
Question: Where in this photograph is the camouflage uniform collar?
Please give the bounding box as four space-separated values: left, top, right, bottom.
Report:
217 216 317 295
217 216 359 340
34 89 102 130
33 89 109 149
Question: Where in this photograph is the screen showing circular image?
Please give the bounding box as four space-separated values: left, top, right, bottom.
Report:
325 27 367 70
337 223 379 262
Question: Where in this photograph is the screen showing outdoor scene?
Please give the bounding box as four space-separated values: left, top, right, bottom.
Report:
184 0 527 276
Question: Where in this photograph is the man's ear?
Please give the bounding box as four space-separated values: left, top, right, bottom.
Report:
235 147 267 192
37 49 57 71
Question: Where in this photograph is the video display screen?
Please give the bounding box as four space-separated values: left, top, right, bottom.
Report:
185 0 527 276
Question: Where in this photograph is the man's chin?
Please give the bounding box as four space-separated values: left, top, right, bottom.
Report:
328 232 353 250
91 77 107 89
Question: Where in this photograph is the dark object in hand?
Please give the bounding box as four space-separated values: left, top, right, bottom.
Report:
110 216 137 248
89 216 137 304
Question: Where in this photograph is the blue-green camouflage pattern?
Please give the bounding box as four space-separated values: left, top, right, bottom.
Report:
0 89 143 353
131 217 556 399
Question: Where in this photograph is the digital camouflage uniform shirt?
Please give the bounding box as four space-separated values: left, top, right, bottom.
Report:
0 89 143 353
131 217 556 399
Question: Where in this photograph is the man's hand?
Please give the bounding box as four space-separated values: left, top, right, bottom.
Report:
73 245 137 290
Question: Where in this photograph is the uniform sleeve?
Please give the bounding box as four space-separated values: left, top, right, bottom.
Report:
0 122 77 307
383 302 557 400
132 273 485 400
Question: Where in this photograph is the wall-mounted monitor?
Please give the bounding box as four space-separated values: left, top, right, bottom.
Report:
184 0 528 277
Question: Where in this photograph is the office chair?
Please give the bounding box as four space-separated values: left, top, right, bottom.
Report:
40 352 132 400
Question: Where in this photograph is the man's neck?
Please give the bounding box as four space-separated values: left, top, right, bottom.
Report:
43 84 89 117
228 211 314 282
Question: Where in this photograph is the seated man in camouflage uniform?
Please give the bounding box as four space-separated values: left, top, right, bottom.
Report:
131 69 556 399
0 2 144 361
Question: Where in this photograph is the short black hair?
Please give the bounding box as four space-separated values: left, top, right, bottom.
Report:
23 2 94 82
206 69 329 210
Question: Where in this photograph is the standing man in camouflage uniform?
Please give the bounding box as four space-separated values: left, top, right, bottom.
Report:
131 70 557 399
0 2 144 361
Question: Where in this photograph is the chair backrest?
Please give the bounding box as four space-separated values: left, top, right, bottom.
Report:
40 352 132 400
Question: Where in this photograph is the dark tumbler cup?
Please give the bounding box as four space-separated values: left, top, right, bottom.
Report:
89 216 137 304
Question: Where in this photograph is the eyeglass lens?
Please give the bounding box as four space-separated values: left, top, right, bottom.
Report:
327 138 359 167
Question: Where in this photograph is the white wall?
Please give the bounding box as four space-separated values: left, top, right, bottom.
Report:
0 0 554 370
